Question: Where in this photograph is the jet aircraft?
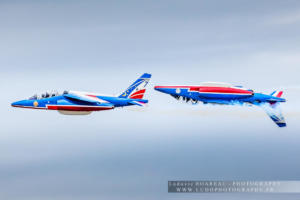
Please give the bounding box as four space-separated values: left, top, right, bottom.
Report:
11 73 151 115
154 82 286 127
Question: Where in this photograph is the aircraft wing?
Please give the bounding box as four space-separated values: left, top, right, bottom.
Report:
63 93 100 104
261 103 286 127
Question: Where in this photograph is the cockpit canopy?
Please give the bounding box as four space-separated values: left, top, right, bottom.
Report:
28 91 68 100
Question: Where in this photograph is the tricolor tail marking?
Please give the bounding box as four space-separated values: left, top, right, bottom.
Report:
271 91 283 98
129 89 146 99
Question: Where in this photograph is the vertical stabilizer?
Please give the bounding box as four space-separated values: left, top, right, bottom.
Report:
118 73 151 99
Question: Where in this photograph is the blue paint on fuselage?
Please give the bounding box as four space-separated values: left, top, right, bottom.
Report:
11 95 148 109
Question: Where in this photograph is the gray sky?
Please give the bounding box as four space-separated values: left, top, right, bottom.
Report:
1 0 300 199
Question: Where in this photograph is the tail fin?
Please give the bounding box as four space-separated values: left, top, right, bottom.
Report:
270 90 283 98
118 73 151 99
261 103 286 127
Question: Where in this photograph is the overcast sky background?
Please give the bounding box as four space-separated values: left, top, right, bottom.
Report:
1 0 300 199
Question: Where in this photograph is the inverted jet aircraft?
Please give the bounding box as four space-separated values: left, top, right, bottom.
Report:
154 82 286 127
11 73 151 115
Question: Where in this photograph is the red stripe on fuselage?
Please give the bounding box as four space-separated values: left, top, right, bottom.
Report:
47 105 113 111
198 87 252 94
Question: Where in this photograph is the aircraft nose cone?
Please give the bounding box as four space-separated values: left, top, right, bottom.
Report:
11 100 28 108
154 86 170 94
154 86 165 92
154 86 161 91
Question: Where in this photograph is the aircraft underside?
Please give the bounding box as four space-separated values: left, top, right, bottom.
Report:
58 110 93 115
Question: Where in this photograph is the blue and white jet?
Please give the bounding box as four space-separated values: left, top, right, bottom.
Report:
155 82 287 127
11 73 151 115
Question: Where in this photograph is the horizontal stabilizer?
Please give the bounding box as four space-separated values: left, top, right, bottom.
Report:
129 100 148 107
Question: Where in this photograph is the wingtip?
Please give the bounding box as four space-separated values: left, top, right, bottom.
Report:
141 73 152 78
277 122 287 128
